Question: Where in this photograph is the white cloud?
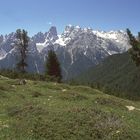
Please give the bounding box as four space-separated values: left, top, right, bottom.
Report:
48 22 52 25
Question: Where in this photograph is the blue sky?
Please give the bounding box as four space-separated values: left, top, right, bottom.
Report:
0 0 139 36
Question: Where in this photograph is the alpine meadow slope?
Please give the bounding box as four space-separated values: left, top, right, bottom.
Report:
0 76 140 139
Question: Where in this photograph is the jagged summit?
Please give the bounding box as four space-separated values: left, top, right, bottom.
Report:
47 26 58 41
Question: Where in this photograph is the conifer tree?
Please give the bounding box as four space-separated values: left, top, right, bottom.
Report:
127 29 140 66
138 32 140 42
46 50 62 82
15 29 29 73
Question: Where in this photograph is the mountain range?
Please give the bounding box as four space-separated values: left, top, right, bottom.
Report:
0 25 131 79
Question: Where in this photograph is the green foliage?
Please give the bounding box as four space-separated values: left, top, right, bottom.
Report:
0 69 46 81
127 28 140 66
46 50 62 82
138 32 140 42
15 29 29 73
73 52 140 100
0 69 64 83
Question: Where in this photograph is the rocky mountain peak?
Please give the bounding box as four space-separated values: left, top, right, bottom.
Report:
32 32 45 43
0 35 4 44
47 26 58 41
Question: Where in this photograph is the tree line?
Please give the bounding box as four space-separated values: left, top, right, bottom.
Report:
14 29 62 82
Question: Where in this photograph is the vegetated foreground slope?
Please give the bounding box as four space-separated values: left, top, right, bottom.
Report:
0 76 140 139
74 52 140 100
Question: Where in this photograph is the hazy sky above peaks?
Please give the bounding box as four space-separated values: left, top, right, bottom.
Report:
0 0 139 36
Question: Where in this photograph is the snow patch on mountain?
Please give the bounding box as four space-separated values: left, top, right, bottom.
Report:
0 48 7 60
54 35 66 46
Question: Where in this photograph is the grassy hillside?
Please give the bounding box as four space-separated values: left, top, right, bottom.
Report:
0 76 140 139
74 52 140 100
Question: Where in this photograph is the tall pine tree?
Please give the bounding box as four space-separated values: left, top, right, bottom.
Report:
15 29 29 73
46 50 62 82
127 29 140 66
138 32 140 42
